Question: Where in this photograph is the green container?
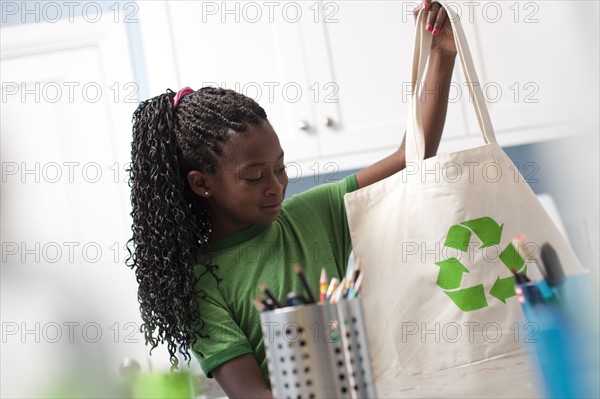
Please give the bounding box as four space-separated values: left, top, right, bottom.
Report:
131 372 194 399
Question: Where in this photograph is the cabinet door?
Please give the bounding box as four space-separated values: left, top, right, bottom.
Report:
311 1 470 162
140 1 320 164
462 1 599 145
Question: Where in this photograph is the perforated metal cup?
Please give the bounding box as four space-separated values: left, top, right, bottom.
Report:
260 298 377 398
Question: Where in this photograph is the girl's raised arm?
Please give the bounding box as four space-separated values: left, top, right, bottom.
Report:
356 1 456 189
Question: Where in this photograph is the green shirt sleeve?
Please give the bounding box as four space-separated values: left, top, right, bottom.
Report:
192 281 253 377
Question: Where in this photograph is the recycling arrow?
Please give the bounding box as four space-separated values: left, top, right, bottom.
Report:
435 216 523 312
490 276 517 303
444 225 471 252
461 217 503 248
499 242 524 271
444 284 488 312
435 258 469 290
444 217 504 252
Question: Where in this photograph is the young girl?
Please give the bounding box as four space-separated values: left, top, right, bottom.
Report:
127 2 456 397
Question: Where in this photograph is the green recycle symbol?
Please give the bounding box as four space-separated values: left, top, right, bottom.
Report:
435 217 524 312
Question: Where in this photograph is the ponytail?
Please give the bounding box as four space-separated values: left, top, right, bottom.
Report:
127 90 204 367
126 87 267 368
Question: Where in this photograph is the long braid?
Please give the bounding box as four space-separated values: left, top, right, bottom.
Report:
126 87 267 368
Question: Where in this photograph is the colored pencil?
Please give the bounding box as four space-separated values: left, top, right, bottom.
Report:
347 272 364 299
294 263 317 303
511 233 546 280
252 298 265 312
330 278 346 303
256 294 274 311
259 282 283 308
319 268 328 303
325 277 339 302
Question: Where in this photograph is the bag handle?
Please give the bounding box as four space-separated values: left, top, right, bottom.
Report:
406 0 497 163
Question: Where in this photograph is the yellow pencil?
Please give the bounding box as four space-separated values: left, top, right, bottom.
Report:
319 268 328 303
330 278 346 303
325 277 339 302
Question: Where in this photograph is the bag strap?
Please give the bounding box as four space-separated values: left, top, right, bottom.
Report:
406 0 497 163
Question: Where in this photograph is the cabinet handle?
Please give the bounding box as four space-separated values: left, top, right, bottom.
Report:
297 120 311 131
324 117 336 128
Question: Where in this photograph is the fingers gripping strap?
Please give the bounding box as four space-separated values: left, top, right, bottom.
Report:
406 1 497 163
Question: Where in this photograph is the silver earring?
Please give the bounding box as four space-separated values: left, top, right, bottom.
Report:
204 191 209 196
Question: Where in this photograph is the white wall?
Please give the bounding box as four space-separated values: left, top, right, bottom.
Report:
0 8 176 398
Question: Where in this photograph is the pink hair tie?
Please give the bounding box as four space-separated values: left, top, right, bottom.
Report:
173 87 194 109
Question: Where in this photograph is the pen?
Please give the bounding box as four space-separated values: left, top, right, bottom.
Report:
513 270 546 306
512 234 555 303
540 243 565 288
287 292 307 307
352 258 362 286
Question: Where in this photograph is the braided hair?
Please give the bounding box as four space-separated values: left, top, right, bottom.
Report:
126 87 268 368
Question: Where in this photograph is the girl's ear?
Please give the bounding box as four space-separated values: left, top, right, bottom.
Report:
187 170 212 198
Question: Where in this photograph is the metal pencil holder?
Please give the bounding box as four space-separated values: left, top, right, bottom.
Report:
260 298 377 398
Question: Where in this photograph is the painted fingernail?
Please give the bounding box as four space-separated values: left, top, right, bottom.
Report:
422 2 429 10
432 27 439 35
426 24 433 31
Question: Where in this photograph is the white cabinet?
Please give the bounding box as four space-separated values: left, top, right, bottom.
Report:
454 1 598 146
139 1 319 165
139 1 424 171
138 1 599 172
304 1 476 167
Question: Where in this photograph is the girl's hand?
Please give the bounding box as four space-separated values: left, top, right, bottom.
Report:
415 1 457 54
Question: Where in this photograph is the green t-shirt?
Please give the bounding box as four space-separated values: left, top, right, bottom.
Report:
192 174 358 384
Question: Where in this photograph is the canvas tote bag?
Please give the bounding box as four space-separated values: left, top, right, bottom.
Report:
344 1 584 380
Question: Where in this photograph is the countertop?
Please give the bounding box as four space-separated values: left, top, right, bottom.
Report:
375 349 542 398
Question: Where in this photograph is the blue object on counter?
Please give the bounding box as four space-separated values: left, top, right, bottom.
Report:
522 274 599 399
